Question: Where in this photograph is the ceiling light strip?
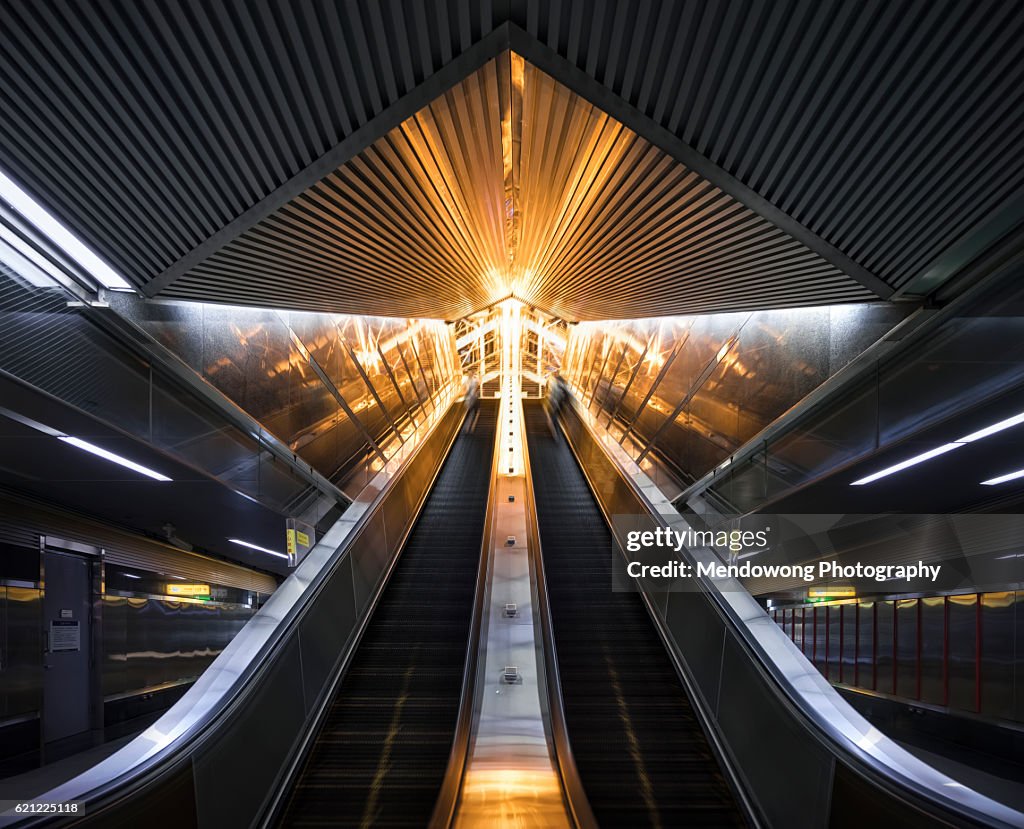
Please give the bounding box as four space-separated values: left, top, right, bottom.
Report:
851 410 1024 486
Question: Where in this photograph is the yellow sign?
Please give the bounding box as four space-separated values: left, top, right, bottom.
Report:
167 583 211 597
286 529 311 554
808 586 856 599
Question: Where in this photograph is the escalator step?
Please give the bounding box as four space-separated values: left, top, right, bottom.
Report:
278 401 497 828
525 400 745 828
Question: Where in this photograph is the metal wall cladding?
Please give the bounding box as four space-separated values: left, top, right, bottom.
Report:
980 592 1015 721
827 604 842 683
919 596 945 707
565 303 904 485
122 297 459 491
812 605 827 675
947 593 978 712
895 598 918 699
774 591 1023 725
102 596 251 701
0 586 42 720
875 600 895 696
839 605 857 685
857 601 875 690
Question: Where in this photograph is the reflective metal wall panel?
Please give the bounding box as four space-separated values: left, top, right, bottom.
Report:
839 605 856 685
856 601 875 690
563 304 904 485
812 606 827 675
120 295 459 492
112 597 250 699
827 604 842 683
895 599 919 700
2 585 42 720
875 600 895 696
980 592 1015 720
101 595 128 701
946 594 977 712
919 597 946 707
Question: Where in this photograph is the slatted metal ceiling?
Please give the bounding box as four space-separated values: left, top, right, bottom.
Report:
164 55 873 320
0 1 1020 318
511 60 871 318
166 58 510 319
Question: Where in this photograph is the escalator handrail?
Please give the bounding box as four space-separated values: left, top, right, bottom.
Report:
262 402 482 825
556 400 1024 829
14 399 466 827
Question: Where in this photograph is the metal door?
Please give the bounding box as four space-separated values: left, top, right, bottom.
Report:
42 550 92 743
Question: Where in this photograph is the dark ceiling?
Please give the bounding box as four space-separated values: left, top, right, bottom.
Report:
0 1 1021 319
767 383 1024 515
0 374 290 575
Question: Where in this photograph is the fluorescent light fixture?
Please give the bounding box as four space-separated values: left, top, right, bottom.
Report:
851 442 963 485
229 538 289 560
58 436 171 481
0 168 133 290
0 234 55 287
981 468 1024 486
852 409 1024 486
122 573 142 579
957 412 1024 443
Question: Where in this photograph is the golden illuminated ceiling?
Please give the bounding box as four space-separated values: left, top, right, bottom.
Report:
160 52 877 321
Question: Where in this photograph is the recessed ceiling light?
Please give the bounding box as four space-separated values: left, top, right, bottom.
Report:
229 538 288 559
981 468 1024 486
852 410 1024 486
0 167 133 290
57 436 171 481
850 443 963 486
957 412 1024 443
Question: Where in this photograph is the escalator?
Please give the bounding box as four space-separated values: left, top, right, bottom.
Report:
277 400 497 827
524 401 745 828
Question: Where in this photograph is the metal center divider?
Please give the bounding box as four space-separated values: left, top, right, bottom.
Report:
431 397 596 829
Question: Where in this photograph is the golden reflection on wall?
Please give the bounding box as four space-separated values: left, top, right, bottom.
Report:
563 305 892 486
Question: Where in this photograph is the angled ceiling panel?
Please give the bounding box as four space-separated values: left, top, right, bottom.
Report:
162 53 875 320
510 60 873 319
163 57 511 319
